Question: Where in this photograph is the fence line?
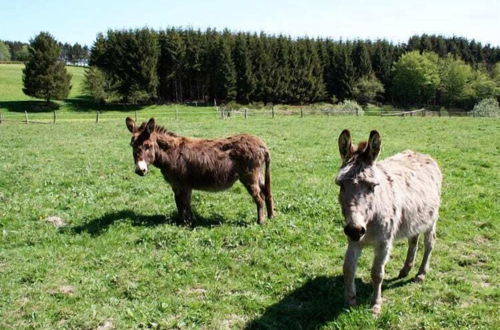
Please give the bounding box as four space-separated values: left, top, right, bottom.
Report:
381 108 426 116
0 107 478 125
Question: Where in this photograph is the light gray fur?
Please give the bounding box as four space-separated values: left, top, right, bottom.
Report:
336 129 442 315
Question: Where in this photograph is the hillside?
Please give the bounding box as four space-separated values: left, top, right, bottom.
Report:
0 63 86 107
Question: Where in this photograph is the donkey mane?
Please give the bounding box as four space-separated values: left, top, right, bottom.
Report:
137 122 177 137
154 124 177 137
355 141 368 153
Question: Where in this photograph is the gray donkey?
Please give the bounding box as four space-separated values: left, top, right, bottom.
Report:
335 129 442 315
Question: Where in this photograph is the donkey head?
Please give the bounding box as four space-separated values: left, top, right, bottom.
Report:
126 117 158 176
335 129 381 241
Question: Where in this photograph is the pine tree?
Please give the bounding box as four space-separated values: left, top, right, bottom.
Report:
272 36 292 103
301 39 326 103
210 37 236 102
353 41 372 78
158 29 186 102
103 28 159 103
328 43 356 101
23 32 72 103
371 40 395 100
250 34 273 103
183 29 204 101
233 34 256 103
89 33 107 67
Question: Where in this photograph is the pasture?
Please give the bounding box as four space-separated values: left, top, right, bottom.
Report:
0 64 499 328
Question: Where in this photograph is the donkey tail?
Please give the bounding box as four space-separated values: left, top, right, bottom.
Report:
264 150 271 194
263 149 274 218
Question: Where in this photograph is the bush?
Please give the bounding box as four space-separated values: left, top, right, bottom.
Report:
0 41 11 61
392 51 440 106
472 98 500 117
438 55 474 107
334 100 364 115
470 70 499 103
83 67 112 104
352 74 385 105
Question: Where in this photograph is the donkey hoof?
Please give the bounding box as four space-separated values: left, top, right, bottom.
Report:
414 274 426 283
346 298 357 307
398 269 409 279
371 304 382 316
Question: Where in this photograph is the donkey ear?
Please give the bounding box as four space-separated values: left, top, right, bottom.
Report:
366 130 381 162
126 117 136 133
146 118 156 134
338 129 353 161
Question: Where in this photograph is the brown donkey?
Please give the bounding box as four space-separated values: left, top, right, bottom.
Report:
126 117 274 225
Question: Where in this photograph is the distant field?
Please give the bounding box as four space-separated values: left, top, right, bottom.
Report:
0 112 498 328
0 63 85 102
0 63 219 122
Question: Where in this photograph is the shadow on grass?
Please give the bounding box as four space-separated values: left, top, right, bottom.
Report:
64 209 247 236
0 100 60 112
246 275 415 329
64 97 146 112
245 275 372 329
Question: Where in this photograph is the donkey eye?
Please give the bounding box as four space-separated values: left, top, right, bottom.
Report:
144 145 150 150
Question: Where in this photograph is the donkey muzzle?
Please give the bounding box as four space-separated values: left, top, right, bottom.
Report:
135 167 147 176
344 224 366 241
135 160 148 176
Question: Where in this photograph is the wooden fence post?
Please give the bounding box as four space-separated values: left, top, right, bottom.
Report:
0 112 3 124
53 111 56 124
244 108 247 119
300 107 303 118
25 111 29 124
175 107 179 120
219 107 224 120
96 111 99 123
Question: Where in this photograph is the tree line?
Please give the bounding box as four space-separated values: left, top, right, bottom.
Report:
16 31 500 109
88 28 500 108
0 39 89 65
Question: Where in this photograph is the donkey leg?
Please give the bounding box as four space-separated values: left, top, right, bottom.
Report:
242 179 265 224
173 188 194 225
259 182 274 219
371 242 391 316
344 241 362 307
398 235 419 278
415 223 436 282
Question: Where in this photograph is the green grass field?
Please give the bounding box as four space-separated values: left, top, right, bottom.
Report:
0 64 499 329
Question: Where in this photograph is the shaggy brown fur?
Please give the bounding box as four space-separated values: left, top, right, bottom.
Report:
126 117 274 225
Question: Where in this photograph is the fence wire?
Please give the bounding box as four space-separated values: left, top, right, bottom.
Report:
0 107 476 125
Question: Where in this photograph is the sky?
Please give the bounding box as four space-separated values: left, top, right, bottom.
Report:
1 0 499 46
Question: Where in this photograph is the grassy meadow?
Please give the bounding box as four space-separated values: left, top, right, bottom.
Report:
0 64 499 329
